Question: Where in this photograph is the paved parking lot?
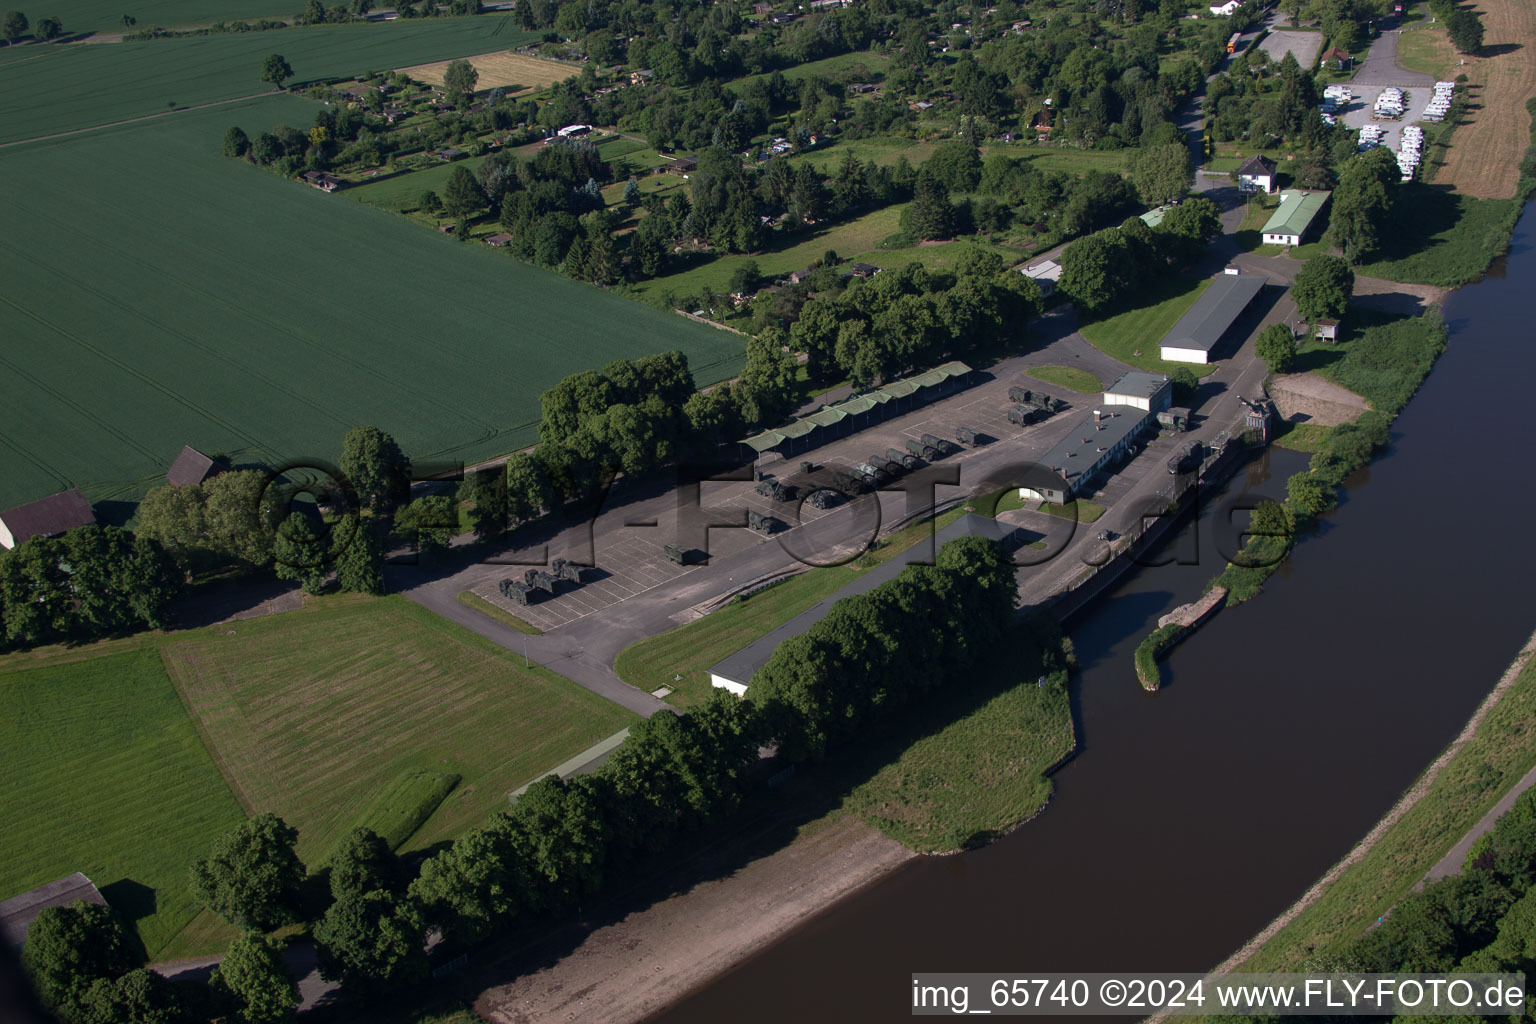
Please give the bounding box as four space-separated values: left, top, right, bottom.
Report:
468 364 1120 631
1338 82 1434 153
1256 30 1323 71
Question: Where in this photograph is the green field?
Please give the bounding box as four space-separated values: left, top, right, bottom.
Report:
1078 275 1221 377
615 510 965 707
0 17 539 144
0 94 744 511
1025 364 1102 394
161 594 639 864
344 153 493 212
20 0 288 35
1356 187 1524 288
0 646 246 956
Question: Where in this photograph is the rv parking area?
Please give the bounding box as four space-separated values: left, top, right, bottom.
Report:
1338 83 1433 150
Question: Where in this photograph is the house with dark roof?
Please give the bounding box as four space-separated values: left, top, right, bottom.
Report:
166 445 224 488
0 489 95 550
848 262 881 278
1157 269 1269 364
484 232 515 247
1 873 106 950
1237 154 1278 194
301 170 343 192
709 515 1018 694
669 155 698 175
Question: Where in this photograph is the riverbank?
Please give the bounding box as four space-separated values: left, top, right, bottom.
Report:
1212 627 1536 974
473 815 914 1024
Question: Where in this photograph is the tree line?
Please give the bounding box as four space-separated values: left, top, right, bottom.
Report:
1057 196 1223 312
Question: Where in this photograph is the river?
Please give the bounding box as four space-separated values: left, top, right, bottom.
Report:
649 202 1536 1023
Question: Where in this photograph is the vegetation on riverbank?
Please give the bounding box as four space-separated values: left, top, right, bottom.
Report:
1134 623 1186 692
1233 644 1536 972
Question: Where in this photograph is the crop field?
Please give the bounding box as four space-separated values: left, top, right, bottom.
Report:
29 0 288 35
0 17 540 144
0 645 246 957
1435 0 1536 199
0 95 744 511
401 50 579 95
160 595 639 863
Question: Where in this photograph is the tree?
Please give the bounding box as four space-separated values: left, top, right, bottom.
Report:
210 933 298 1024
22 901 143 1019
299 0 324 22
1291 254 1355 322
271 511 328 594
339 425 408 510
1059 228 1134 311
1447 8 1483 54
442 57 479 102
2 10 28 42
442 164 484 221
727 259 761 296
79 968 186 1024
190 813 307 931
1169 366 1199 405
1256 322 1297 374
35 14 60 39
1331 148 1397 263
223 125 251 159
259 53 293 89
1155 196 1222 263
333 514 385 595
313 890 427 994
622 177 641 206
504 451 554 524
325 826 400 900
904 172 953 241
1129 142 1193 206
393 495 456 562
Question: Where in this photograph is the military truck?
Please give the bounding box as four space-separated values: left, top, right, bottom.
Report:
853 462 888 486
549 557 584 584
886 447 920 470
664 544 701 565
905 437 940 461
1007 404 1040 426
832 468 871 493
748 511 780 533
755 479 795 502
499 578 536 605
920 433 957 458
1008 385 1034 405
955 426 979 445
807 489 838 510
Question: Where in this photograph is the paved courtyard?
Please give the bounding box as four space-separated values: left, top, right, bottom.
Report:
1256 29 1323 71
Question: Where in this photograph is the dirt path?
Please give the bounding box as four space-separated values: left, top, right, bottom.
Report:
474 815 914 1024
1436 0 1536 199
1269 372 1372 425
1209 627 1536 976
0 90 277 149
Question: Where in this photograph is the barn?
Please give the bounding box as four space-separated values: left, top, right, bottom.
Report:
0 873 106 950
0 489 95 549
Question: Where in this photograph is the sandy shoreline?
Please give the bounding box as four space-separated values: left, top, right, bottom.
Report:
474 815 916 1024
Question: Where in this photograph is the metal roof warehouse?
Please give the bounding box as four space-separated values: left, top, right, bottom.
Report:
1157 271 1268 365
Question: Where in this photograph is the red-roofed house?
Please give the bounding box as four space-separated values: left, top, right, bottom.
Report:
0 489 95 550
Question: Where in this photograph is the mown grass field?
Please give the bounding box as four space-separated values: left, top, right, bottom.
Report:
1238 648 1536 972
0 16 539 144
402 49 578 94
161 594 638 863
0 646 246 957
615 510 965 708
1078 275 1220 377
0 95 744 511
1024 364 1101 394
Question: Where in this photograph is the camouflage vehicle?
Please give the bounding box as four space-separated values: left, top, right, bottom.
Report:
664 543 698 565
807 488 838 510
1007 404 1039 426
832 468 870 494
955 426 979 445
886 447 920 470
905 437 939 460
920 433 957 458
799 460 815 474
852 462 888 486
1007 385 1034 405
748 510 780 533
755 479 795 502
499 578 535 605
871 453 903 476
550 557 584 584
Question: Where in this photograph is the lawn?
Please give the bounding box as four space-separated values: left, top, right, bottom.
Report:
1356 185 1524 287
1271 421 1334 453
0 645 246 957
1238 650 1536 972
344 153 493 212
1396 23 1456 79
1037 499 1106 524
1234 193 1280 251
1025 364 1102 394
614 509 965 708
0 16 540 144
838 629 1073 854
0 95 744 512
726 50 892 93
1078 275 1220 377
160 594 639 866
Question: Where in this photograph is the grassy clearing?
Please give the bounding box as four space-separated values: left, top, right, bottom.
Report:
1396 23 1456 79
1272 421 1335 453
0 646 246 958
457 590 542 634
344 153 492 212
0 17 540 143
728 50 892 92
614 509 965 708
352 768 462 852
0 95 744 512
1037 499 1106 524
1235 193 1281 251
401 50 577 94
1025 364 1102 394
161 594 638 866
838 633 1074 854
1078 275 1220 377
1356 186 1524 287
1305 309 1447 415
1238 650 1536 971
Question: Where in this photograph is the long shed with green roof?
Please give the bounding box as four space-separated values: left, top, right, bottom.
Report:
1260 189 1331 247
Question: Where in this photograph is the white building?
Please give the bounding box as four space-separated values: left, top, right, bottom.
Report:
1019 259 1062 297
1209 0 1241 14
